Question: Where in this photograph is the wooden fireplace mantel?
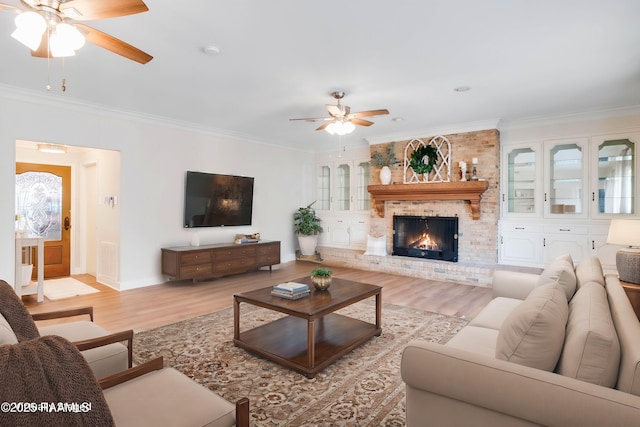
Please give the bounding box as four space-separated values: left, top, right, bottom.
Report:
367 180 490 220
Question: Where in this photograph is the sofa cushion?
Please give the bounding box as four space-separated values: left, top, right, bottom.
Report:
0 312 18 345
39 321 129 379
556 282 620 387
444 326 499 358
575 256 605 289
537 258 577 301
104 367 236 427
469 297 522 330
496 283 568 371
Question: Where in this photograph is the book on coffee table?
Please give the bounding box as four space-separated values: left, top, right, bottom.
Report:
273 282 310 293
271 289 310 300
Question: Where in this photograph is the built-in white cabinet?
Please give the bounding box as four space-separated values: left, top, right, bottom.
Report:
500 132 639 271
316 157 371 249
316 160 371 214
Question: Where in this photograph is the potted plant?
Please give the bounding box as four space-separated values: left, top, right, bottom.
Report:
310 267 333 290
294 201 323 256
371 142 398 185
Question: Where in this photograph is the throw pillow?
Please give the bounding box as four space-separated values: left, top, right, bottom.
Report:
538 258 577 301
556 282 620 387
364 235 388 256
496 283 568 371
0 312 18 345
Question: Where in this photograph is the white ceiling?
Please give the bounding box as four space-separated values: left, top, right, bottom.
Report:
1 0 639 151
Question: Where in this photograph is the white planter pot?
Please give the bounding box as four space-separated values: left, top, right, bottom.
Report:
297 234 318 256
379 166 392 185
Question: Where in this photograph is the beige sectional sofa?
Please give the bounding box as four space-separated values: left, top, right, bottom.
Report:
401 256 640 426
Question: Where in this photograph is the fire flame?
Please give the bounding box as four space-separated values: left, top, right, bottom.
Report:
411 232 439 250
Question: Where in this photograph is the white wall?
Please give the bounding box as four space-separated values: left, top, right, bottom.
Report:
1 88 314 290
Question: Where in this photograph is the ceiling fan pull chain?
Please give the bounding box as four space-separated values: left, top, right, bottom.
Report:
61 57 66 92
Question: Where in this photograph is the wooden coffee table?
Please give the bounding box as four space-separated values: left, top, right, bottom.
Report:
233 277 382 378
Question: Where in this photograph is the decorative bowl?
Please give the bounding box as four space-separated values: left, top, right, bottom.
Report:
311 275 332 291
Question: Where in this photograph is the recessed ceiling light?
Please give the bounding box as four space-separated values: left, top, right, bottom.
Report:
453 86 471 92
203 46 220 55
392 117 405 122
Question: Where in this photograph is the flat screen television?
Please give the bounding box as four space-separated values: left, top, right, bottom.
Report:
184 171 254 228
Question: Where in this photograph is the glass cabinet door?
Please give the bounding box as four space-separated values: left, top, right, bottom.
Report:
545 139 588 217
335 162 351 211
355 161 370 211
595 138 635 215
316 164 331 211
506 147 537 214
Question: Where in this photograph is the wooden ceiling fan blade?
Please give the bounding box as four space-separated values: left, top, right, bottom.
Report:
316 122 332 131
30 31 50 58
75 23 152 64
351 118 374 127
326 105 342 117
60 0 148 20
0 3 21 12
290 117 331 122
351 109 390 118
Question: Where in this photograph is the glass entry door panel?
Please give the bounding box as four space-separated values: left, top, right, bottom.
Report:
597 139 635 214
15 163 71 278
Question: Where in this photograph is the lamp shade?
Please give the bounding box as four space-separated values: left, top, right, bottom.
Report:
11 11 47 51
607 219 640 247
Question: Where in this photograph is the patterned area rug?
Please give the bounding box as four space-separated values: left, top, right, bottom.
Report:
133 301 468 426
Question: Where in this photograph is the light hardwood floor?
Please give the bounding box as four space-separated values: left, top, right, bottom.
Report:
23 261 493 332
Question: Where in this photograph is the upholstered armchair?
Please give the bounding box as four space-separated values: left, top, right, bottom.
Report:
0 279 132 378
0 335 249 426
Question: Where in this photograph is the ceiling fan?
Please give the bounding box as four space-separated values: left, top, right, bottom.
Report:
290 91 389 135
0 0 152 63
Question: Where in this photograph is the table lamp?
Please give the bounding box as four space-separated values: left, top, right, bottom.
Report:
607 219 640 284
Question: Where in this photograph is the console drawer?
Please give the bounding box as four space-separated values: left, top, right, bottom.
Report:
180 250 212 265
180 263 213 278
215 257 256 273
215 246 257 261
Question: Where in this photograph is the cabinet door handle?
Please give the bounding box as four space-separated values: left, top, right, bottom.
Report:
592 240 595 250
543 238 546 247
515 227 525 230
502 194 505 202
544 193 547 202
559 228 571 232
592 192 595 202
500 235 503 244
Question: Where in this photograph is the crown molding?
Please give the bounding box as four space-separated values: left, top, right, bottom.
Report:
497 104 640 131
0 84 311 153
364 119 501 146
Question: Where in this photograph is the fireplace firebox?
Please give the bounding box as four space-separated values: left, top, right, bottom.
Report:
393 215 458 262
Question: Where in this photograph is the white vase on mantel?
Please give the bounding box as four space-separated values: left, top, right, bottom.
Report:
379 166 392 185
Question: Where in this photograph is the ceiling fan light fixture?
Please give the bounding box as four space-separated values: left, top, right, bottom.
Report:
50 23 85 57
326 120 355 136
11 11 47 51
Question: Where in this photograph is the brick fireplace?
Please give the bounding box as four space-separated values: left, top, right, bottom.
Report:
318 129 501 287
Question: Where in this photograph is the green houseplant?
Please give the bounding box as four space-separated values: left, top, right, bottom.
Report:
294 201 323 256
310 267 333 290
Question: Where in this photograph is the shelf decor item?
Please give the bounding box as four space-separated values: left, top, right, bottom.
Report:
403 136 451 183
607 219 640 284
310 267 333 290
371 142 398 185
